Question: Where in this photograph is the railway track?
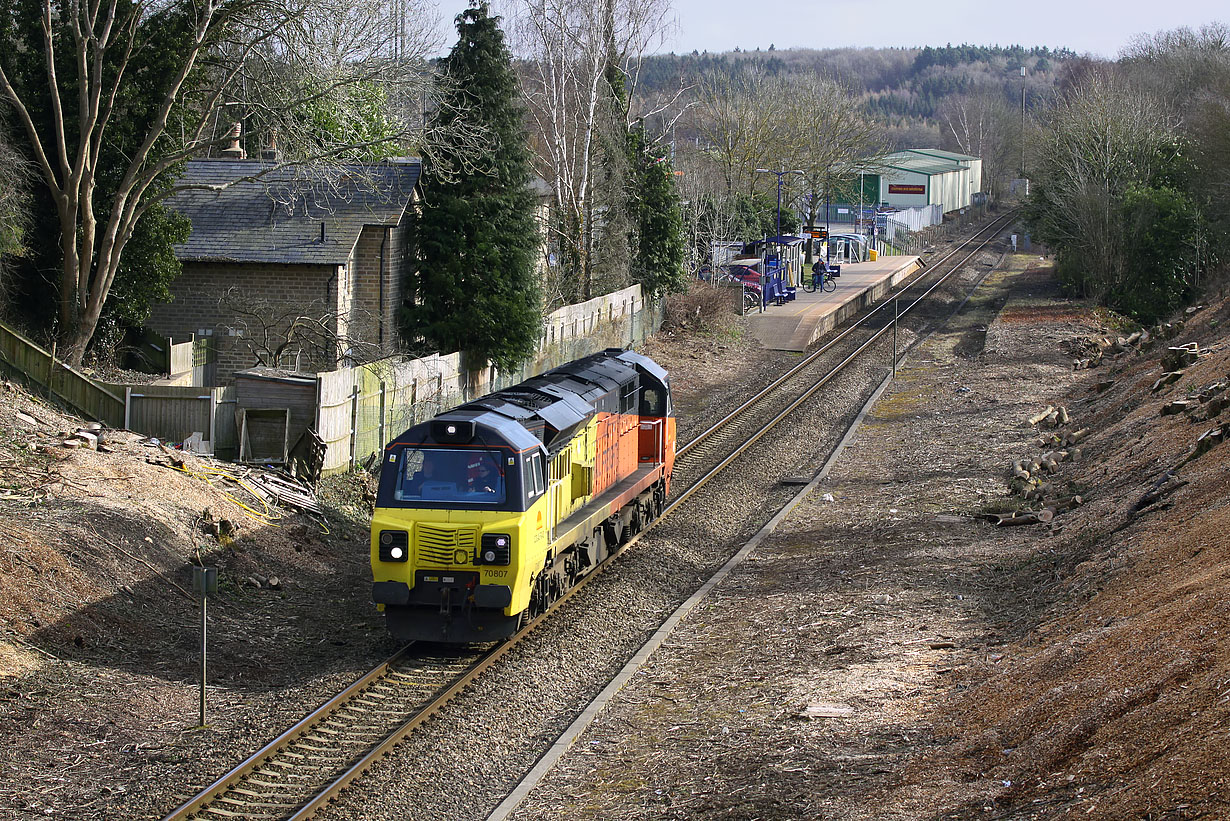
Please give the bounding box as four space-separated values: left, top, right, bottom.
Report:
160 210 1016 821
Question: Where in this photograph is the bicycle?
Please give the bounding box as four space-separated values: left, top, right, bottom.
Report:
802 267 837 293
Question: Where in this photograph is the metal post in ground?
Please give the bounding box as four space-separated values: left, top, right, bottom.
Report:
192 566 218 727
893 298 899 377
199 593 207 725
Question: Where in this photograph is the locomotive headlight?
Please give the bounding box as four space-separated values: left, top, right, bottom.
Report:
477 533 511 565
378 530 409 562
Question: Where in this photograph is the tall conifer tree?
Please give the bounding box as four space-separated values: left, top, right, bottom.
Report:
627 126 687 297
403 2 541 370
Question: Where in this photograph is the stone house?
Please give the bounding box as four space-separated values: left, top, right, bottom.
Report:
148 157 421 385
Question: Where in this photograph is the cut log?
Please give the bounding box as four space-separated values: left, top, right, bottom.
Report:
72 430 98 449
1151 371 1185 392
995 508 1055 527
1049 495 1084 512
1133 471 1183 512
1066 428 1090 445
1024 482 1053 501
1028 405 1055 426
1057 406 1071 426
1162 346 1201 371
1197 382 1227 403
1193 427 1226 457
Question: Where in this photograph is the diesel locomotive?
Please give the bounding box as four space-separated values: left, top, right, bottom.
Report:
370 348 675 642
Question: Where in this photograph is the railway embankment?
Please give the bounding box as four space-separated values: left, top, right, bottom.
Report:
506 254 1230 820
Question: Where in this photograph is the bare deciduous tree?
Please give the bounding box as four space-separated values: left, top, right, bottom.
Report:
772 75 888 261
218 286 390 371
939 89 1015 201
1029 70 1182 300
508 0 671 305
0 0 439 366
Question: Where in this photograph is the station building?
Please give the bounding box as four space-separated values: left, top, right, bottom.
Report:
862 149 983 213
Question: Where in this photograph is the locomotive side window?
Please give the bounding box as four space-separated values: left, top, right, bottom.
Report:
641 387 665 417
526 452 545 496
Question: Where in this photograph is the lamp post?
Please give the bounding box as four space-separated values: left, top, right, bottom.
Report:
1019 65 1026 177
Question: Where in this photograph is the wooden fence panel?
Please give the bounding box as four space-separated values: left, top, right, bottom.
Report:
106 384 214 446
168 339 195 384
0 322 125 427
316 368 356 474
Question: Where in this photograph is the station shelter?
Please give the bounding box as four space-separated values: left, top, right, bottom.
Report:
759 235 806 288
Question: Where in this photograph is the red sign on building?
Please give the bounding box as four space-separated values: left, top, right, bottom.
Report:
888 184 926 195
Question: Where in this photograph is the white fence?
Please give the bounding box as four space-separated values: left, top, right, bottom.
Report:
883 204 943 242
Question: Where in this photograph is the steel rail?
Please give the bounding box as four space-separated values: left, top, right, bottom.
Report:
160 645 418 820
160 212 1016 821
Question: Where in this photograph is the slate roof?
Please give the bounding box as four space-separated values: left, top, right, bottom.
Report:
168 158 420 265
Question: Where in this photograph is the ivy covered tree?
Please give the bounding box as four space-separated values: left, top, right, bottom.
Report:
626 126 686 297
401 2 541 371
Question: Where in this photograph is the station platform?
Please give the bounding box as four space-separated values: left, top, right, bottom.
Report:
748 255 923 351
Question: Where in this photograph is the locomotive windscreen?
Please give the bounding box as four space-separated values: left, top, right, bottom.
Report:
395 448 506 505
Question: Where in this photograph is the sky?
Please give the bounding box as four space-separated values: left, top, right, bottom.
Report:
429 0 1227 59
